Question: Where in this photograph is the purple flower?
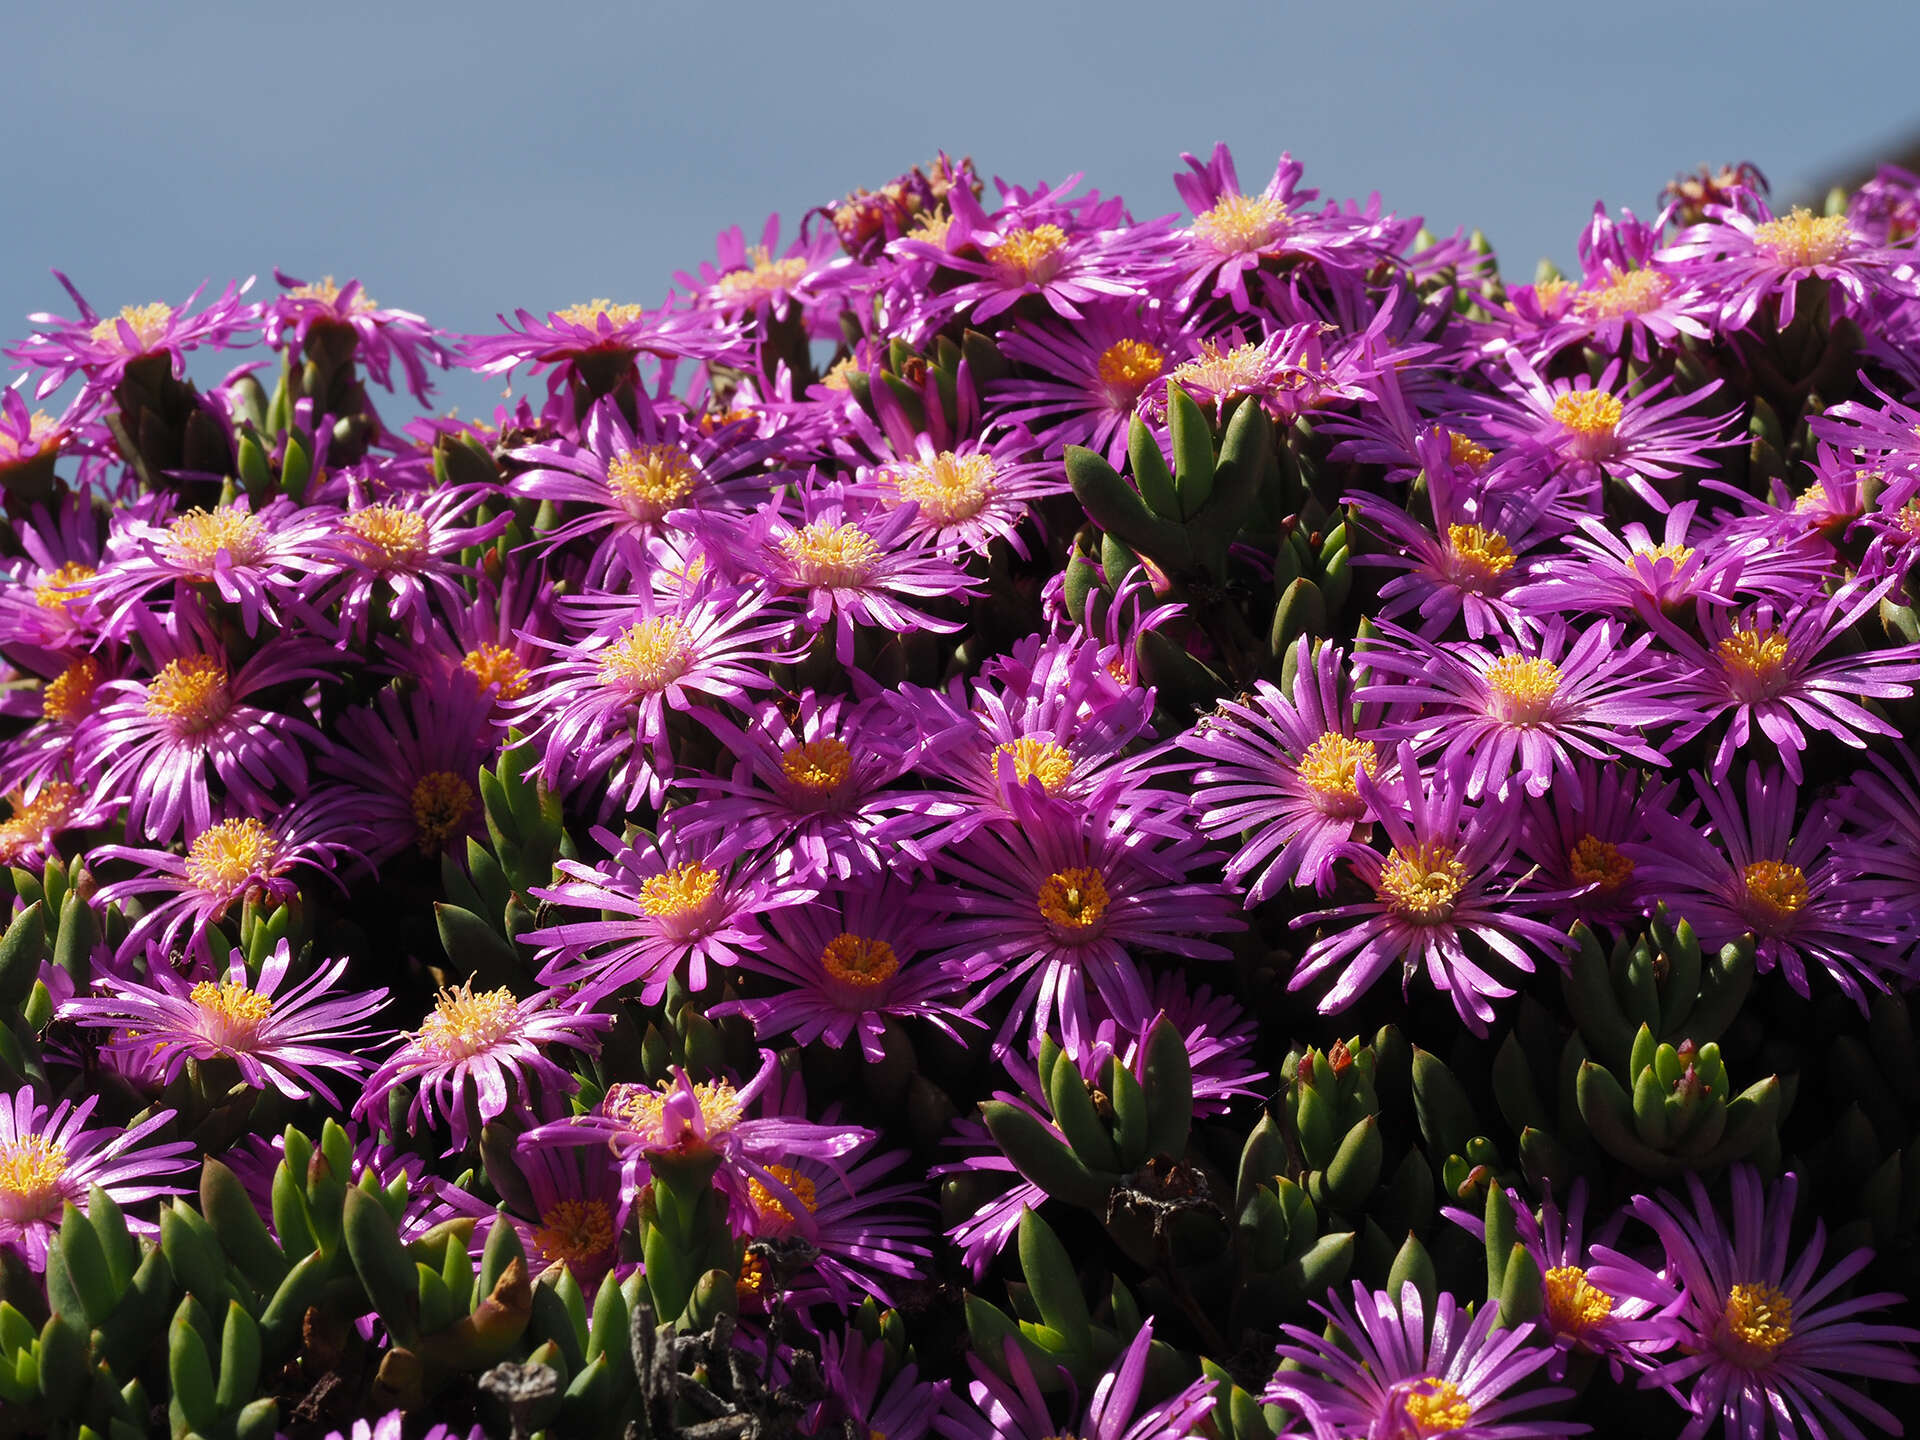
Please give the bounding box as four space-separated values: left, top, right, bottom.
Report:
992 302 1186 464
813 1328 949 1440
266 271 449 403
1265 1280 1582 1439
1663 203 1917 331
679 211 859 328
937 1319 1217 1440
1516 760 1679 932
1589 1167 1920 1440
315 482 507 645
60 940 386 1106
461 298 741 398
7 273 257 401
434 1141 626 1291
0 1084 195 1271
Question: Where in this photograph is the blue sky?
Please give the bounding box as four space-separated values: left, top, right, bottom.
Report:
10 1 1920 413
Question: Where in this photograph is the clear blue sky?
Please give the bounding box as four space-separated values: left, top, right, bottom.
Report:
10 1 1920 414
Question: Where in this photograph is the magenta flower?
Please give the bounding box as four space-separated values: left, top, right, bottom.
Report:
1265 1281 1582 1439
61 940 386 1106
850 426 1062 558
1290 744 1577 1032
992 302 1187 464
1589 1167 1920 1440
1517 760 1680 932
938 1319 1217 1440
461 298 742 396
265 270 449 403
678 211 859 328
433 1141 626 1291
1663 203 1917 331
815 1328 950 1440
7 273 257 401
0 1084 195 1271
1186 637 1387 900
315 483 508 645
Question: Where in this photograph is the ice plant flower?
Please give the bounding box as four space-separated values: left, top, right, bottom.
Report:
1588 1167 1920 1440
316 484 508 644
356 984 608 1153
89 496 331 636
265 270 448 403
1516 760 1679 932
1265 1281 1582 1439
1664 202 1917 331
1291 744 1577 1032
852 427 1062 556
992 302 1187 464
7 273 257 400
0 1084 195 1270
60 941 386 1106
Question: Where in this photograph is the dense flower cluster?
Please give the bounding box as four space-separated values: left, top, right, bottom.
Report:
0 148 1916 1439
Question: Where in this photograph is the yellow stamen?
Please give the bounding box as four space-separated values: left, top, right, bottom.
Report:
1716 626 1789 696
461 643 531 701
531 1198 616 1270
1545 1264 1615 1336
288 276 378 310
188 979 274 1043
1552 390 1624 460
1533 276 1572 309
1191 191 1292 254
604 1077 742 1146
1378 843 1469 924
0 785 77 863
184 817 282 893
606 445 699 520
33 562 95 611
820 933 900 988
555 300 646 328
1635 541 1694 567
1168 339 1269 404
1484 655 1561 724
1401 1377 1473 1434
1574 267 1670 320
714 248 810 304
747 1164 818 1225
905 212 952 247
1742 860 1807 930
166 508 267 571
0 1135 68 1209
1445 430 1494 472
599 617 691 693
1446 524 1517 587
991 738 1075 795
640 861 722 919
43 656 102 724
343 504 429 569
417 983 518 1060
1297 732 1377 808
780 737 853 795
1036 866 1108 931
0 410 61 463
410 771 477 853
888 452 997 526
89 302 172 351
1753 209 1851 269
990 225 1068 284
735 1250 771 1302
1094 338 1167 398
145 656 233 736
822 356 861 391
779 521 880 587
1568 835 1634 894
1723 1281 1794 1362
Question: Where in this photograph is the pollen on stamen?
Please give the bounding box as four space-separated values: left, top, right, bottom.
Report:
188 979 275 1045
991 738 1075 796
1634 540 1695 568
779 522 881 587
1722 1281 1794 1364
887 452 997 526
714 247 811 305
1742 859 1808 931
410 771 477 853
416 983 519 1061
1094 339 1167 401
89 301 173 351
1401 1378 1473 1433
747 1164 818 1225
1445 523 1518 588
606 445 699 520
461 643 531 701
1297 732 1376 811
1036 866 1109 931
0 784 79 864
556 299 647 328
1552 389 1625 460
289 276 378 311
43 656 103 724
640 861 723 920
1568 835 1635 894
167 507 268 572
1545 1264 1616 1336
1574 266 1670 320
1716 625 1790 697
184 817 283 894
1378 843 1470 924
604 1077 743 1147
1485 655 1561 724
1191 191 1293 255
343 505 430 570
0 1134 69 1209
1168 340 1272 406
820 933 900 988
531 1198 616 1270
33 561 96 611
780 737 854 795
599 617 692 693
989 225 1069 284
145 656 234 736
1753 208 1852 269
1444 429 1494 472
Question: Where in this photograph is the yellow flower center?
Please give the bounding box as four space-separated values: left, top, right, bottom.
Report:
819 933 900 988
1552 390 1624 459
747 1164 818 1225
640 861 722 919
184 817 283 893
606 445 699 520
1533 276 1572 309
1446 524 1517 587
1545 1264 1616 1336
991 738 1075 795
599 617 691 693
1094 338 1167 398
1723 1282 1794 1363
1297 732 1377 809
1742 860 1808 930
146 656 233 736
1036 866 1109 931
0 1135 68 1212
822 356 861 391
461 643 531 701
990 225 1068 283
166 508 267 571
43 656 102 724
555 300 647 328
735 1250 771 1302
343 505 429 569
1401 1377 1473 1435
0 410 60 463
417 983 518 1060
1485 655 1561 724
1568 835 1635 893
1378 843 1469 924
780 737 854 795
531 1198 616 1270
1445 430 1494 472
410 771 477 853
1192 191 1293 254
0 784 77 861
89 302 173 351
605 1078 742 1148
1169 340 1268 404
1635 541 1695 567
713 249 810 304
188 979 275 1044
779 521 880 587
888 451 997 526
1753 209 1851 269
33 562 96 611
1716 625 1790 697
1574 267 1670 320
